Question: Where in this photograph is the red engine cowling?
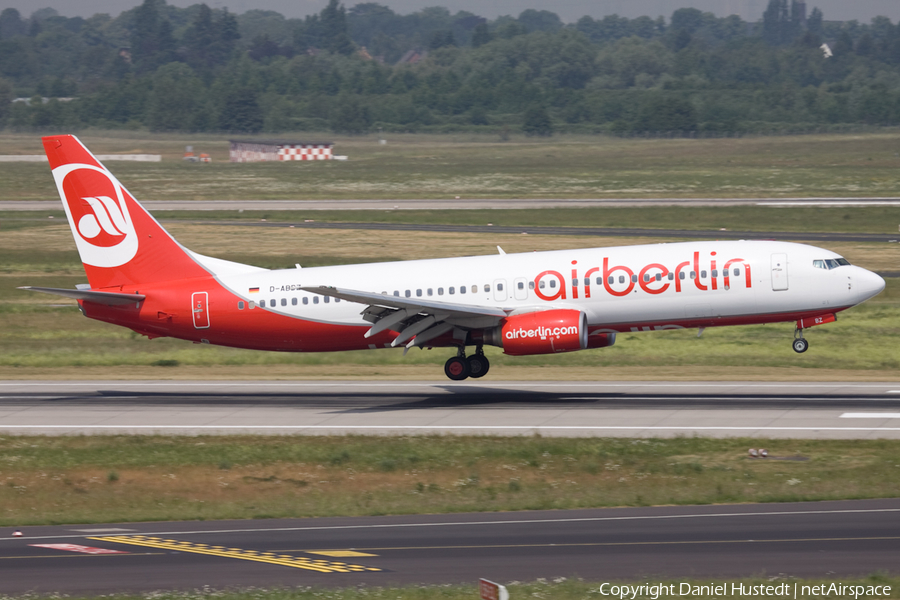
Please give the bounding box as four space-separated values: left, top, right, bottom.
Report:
493 309 587 356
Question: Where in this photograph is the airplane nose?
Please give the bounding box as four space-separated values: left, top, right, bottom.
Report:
856 268 886 302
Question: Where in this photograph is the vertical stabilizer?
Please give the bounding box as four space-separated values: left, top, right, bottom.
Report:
42 135 209 289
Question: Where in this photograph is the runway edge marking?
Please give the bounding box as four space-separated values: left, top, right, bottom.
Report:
90 536 381 573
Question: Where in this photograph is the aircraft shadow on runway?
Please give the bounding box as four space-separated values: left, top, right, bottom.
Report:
1 389 897 414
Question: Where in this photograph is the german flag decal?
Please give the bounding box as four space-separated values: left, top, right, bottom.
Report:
249 287 259 293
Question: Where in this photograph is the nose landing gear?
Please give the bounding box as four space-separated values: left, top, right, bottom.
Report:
792 328 809 353
443 346 490 380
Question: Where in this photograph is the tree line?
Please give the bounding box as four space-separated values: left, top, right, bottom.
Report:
3 0 900 135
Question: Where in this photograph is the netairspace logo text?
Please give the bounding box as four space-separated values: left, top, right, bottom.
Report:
597 582 892 600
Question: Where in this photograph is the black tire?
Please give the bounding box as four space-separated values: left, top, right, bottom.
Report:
792 338 809 353
467 354 490 378
444 356 470 380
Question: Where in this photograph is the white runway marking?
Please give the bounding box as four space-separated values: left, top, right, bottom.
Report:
841 413 900 419
3 507 899 543
3 425 900 431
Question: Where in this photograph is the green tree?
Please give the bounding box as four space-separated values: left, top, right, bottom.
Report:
321 0 354 55
471 22 491 47
330 94 370 132
522 105 552 136
219 86 263 132
147 63 207 131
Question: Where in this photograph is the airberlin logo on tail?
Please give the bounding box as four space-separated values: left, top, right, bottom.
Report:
52 163 138 268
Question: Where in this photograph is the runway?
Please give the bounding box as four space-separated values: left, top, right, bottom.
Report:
2 499 898 594
2 381 900 438
205 219 900 244
5 197 900 211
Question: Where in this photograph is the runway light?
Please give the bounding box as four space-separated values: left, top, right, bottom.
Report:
12 530 23 537
748 449 758 458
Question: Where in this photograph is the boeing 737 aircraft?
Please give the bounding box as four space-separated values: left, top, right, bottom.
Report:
21 135 886 380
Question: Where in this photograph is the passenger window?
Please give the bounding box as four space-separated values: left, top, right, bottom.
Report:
460 286 466 294
313 296 319 304
643 274 650 282
281 298 287 306
733 269 740 276
529 281 535 289
405 290 411 298
517 281 524 290
416 289 422 297
690 271 696 279
303 297 308 305
631 275 638 283
449 287 455 294
259 299 266 307
292 298 297 306
249 301 255 309
656 273 662 281
572 279 579 287
539 281 545 289
472 285 478 293
667 273 674 281
711 270 718 278
484 284 490 292
393 291 400 297
335 298 340 303
596 277 602 285
679 272 685 280
701 270 707 278
438 287 444 295
324 296 330 303
608 276 614 284
549 280 556 288
238 301 244 310
427 288 433 296
497 283 503 291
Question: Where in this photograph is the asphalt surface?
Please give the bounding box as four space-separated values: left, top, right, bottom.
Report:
5 197 900 211
202 218 900 244
2 381 900 438
2 499 898 594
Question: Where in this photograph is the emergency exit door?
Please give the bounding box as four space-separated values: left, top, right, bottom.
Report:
192 291 210 329
771 254 788 291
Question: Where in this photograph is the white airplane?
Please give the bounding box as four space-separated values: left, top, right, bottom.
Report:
21 135 886 380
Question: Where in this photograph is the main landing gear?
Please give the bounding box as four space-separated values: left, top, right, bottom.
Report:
444 346 490 381
792 327 809 353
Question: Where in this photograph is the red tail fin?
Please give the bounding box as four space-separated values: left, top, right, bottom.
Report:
43 135 209 290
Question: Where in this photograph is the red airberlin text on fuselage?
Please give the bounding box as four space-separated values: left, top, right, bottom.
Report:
533 251 752 302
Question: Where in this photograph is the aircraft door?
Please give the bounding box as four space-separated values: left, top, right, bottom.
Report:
771 254 788 291
192 291 210 329
513 277 528 300
493 279 508 302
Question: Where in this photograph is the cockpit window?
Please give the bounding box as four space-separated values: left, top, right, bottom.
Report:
815 258 851 270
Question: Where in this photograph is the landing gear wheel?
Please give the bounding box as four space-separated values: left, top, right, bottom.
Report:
444 356 470 381
467 354 490 379
792 338 809 353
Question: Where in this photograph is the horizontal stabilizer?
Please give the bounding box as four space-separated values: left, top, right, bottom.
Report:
18 286 145 306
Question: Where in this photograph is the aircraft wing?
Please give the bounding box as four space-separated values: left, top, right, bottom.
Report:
301 285 508 348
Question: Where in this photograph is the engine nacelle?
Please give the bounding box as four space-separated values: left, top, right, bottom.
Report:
490 309 588 356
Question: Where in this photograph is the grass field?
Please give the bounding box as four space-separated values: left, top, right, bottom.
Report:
4 131 900 200
10 577 900 600
2 435 900 526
